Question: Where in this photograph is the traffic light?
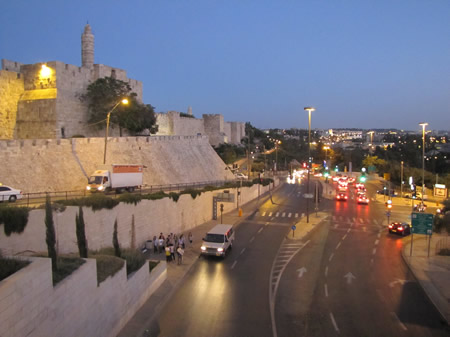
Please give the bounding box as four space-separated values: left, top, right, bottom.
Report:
359 175 366 183
385 200 392 209
303 162 307 168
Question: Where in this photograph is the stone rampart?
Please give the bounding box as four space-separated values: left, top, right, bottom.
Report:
0 135 234 193
0 256 166 337
0 70 23 139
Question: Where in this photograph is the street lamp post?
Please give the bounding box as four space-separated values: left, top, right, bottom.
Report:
419 122 428 205
324 145 330 167
304 107 315 224
103 99 128 164
400 161 404 198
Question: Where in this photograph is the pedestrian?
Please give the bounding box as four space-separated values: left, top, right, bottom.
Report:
153 236 158 254
179 234 185 249
177 246 184 265
188 232 193 245
165 246 171 262
158 236 164 254
169 244 175 261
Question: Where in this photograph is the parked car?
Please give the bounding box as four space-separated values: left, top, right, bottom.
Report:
235 173 248 180
377 189 398 197
388 222 411 236
0 184 23 202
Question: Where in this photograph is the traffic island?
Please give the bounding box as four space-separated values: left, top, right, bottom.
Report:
285 211 329 241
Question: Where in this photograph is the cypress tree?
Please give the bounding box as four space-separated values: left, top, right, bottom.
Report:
45 194 57 271
113 218 121 257
76 206 88 258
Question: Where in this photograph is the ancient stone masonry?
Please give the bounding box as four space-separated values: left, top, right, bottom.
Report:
1 24 244 146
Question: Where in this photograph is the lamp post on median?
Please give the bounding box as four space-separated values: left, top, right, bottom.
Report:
323 145 330 167
419 122 428 206
103 98 129 164
304 106 315 224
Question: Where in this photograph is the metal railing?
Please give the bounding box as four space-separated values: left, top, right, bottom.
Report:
435 235 450 255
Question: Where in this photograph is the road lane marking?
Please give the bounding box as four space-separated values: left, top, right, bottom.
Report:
374 239 379 245
295 213 299 218
276 212 280 217
332 216 337 221
329 253 334 262
262 212 266 216
269 212 273 216
231 261 237 269
325 266 328 277
330 312 340 333
258 227 264 234
390 312 407 331
240 248 246 255
281 212 285 217
377 233 381 238
324 284 329 297
342 234 347 240
372 248 377 255
250 236 255 243
288 213 292 218
347 228 351 233
336 242 342 249
370 258 374 264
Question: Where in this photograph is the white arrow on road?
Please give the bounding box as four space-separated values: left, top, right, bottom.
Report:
297 267 307 278
344 272 356 284
389 278 413 288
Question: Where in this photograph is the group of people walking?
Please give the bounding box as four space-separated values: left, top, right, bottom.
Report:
152 232 193 265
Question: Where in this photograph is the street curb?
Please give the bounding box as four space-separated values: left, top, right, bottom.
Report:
401 237 449 325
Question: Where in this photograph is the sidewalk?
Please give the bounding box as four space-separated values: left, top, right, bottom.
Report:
117 183 282 337
401 234 450 325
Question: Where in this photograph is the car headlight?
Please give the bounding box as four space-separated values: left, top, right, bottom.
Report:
86 186 91 191
201 246 206 251
217 248 224 252
98 185 104 191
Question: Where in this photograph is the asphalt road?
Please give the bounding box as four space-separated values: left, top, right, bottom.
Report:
147 178 449 337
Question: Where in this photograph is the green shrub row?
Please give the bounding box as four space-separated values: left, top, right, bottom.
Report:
0 205 30 236
0 255 30 281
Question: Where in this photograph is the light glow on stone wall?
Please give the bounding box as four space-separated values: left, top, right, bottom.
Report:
40 64 52 78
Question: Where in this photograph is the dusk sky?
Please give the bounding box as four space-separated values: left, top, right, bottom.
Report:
2 0 449 131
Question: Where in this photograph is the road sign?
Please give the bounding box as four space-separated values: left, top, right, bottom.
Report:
385 211 391 217
291 225 296 230
411 212 433 235
304 193 314 198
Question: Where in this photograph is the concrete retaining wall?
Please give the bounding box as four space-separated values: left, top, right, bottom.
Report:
0 257 166 337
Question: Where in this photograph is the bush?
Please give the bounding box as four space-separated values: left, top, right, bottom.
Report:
169 192 180 202
52 256 85 285
438 248 450 256
180 188 201 199
143 190 169 200
91 254 124 284
0 255 30 281
149 260 159 272
121 248 146 275
0 205 30 236
119 193 143 205
60 194 119 211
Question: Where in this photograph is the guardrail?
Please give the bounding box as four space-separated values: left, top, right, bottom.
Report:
10 179 238 207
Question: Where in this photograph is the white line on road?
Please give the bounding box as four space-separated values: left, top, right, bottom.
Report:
262 212 266 216
330 312 340 333
258 227 264 234
231 261 237 269
336 242 342 249
324 284 329 297
390 312 408 331
282 212 286 217
374 239 379 245
342 234 347 240
325 266 328 277
372 248 377 255
276 212 280 217
377 233 381 238
295 213 299 218
347 228 351 233
329 253 334 262
269 212 273 216
250 236 255 243
240 248 246 255
288 213 292 218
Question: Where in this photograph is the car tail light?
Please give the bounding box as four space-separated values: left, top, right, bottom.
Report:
398 226 403 231
389 224 393 228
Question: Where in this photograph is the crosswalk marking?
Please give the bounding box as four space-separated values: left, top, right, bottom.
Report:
288 213 292 218
282 212 286 217
269 212 273 217
276 212 280 217
262 212 266 216
295 213 299 218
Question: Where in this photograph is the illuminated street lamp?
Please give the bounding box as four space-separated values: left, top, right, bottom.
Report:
368 131 374 147
304 106 315 223
275 140 281 172
419 122 428 205
323 145 330 166
103 99 129 164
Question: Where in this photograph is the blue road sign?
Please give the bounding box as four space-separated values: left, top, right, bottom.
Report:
291 225 296 231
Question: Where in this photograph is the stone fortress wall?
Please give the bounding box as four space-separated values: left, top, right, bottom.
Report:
156 111 245 147
0 24 246 146
0 135 235 194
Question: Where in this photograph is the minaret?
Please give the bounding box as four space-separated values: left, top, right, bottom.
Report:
81 24 94 68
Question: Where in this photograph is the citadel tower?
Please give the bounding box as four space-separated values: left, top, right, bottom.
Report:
81 24 94 68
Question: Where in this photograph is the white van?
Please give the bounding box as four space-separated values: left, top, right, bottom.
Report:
201 224 235 257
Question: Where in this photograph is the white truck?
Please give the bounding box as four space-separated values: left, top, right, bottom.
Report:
86 164 143 193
